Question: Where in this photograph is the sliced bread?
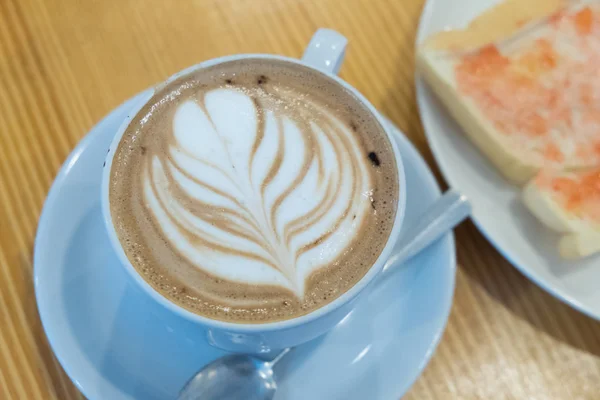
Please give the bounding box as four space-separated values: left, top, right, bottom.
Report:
523 168 600 259
418 0 600 184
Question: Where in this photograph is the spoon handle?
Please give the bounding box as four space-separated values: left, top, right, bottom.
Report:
265 348 291 368
381 190 471 275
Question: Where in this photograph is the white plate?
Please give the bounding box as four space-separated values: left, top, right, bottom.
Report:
416 0 600 320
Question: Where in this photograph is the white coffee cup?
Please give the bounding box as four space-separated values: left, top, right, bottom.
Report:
101 29 407 354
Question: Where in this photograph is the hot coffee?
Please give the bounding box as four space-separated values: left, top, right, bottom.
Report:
109 58 399 323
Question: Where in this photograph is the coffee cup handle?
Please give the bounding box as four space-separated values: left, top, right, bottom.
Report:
302 29 347 75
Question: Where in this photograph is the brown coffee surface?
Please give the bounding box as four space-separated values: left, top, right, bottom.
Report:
109 58 399 323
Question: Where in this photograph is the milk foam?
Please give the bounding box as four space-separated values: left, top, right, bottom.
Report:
143 88 372 297
110 58 400 322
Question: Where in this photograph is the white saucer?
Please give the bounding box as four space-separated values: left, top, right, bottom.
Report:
416 0 600 321
34 91 456 400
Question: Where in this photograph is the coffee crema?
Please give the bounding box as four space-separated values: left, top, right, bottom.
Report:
109 59 399 323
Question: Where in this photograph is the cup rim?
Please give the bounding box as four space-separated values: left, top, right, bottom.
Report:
101 53 407 333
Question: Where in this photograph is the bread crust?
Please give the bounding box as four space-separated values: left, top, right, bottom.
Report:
423 0 565 52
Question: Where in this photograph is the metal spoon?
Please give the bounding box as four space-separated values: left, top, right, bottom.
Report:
178 190 471 400
178 348 290 400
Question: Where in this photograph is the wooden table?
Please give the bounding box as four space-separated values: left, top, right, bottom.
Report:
1 0 599 398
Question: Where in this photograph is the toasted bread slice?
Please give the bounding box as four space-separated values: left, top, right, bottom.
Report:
523 169 600 259
418 0 600 185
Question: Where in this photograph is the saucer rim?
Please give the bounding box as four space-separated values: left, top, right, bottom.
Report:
33 95 139 396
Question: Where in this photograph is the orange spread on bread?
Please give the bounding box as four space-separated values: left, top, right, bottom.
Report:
455 5 600 166
573 7 593 34
540 169 600 223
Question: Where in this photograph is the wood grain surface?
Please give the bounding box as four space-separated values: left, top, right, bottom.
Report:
0 0 599 398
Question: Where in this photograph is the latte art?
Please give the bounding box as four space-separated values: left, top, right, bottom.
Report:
109 59 399 323
144 88 372 297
